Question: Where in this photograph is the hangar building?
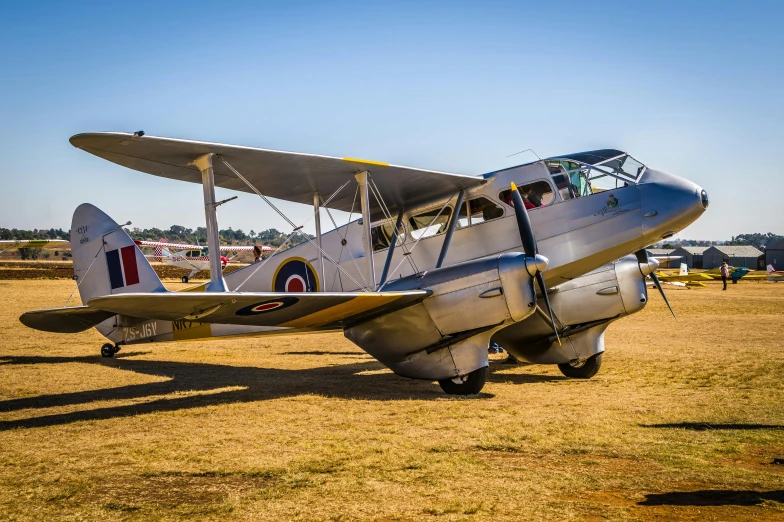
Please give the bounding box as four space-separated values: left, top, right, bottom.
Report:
765 239 784 270
670 246 708 269
703 245 763 269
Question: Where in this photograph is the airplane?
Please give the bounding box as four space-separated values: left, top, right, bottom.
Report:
766 264 784 281
20 133 709 395
1 239 70 257
133 238 273 283
652 263 713 288
709 264 784 282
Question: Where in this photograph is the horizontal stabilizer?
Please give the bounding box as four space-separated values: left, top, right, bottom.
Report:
20 306 116 333
87 291 429 329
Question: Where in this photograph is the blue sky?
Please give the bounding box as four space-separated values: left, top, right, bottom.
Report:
1 1 782 240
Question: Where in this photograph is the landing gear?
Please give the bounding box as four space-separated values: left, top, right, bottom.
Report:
558 352 602 379
101 343 118 358
181 275 189 283
438 366 488 395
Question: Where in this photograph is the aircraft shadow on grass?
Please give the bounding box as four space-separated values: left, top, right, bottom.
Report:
0 353 565 430
639 489 784 506
642 422 784 431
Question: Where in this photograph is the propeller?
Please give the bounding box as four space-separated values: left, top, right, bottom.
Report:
509 182 560 345
635 249 677 319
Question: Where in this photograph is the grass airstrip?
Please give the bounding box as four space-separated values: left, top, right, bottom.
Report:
0 274 782 521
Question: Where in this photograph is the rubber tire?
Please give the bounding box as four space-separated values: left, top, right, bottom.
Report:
181 276 189 283
438 366 488 395
101 343 115 358
558 353 602 379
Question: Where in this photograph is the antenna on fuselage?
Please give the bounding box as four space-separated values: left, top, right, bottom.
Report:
506 148 542 160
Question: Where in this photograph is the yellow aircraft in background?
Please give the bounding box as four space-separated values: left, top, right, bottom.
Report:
652 263 713 288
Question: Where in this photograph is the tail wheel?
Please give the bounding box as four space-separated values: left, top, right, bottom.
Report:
438 366 488 395
100 343 115 358
181 276 189 283
558 353 602 379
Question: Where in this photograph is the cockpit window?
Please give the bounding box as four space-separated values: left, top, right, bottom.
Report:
499 181 554 209
546 153 645 199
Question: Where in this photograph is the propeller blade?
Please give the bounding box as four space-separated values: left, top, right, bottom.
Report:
650 271 677 320
510 182 537 257
536 272 560 345
636 248 676 320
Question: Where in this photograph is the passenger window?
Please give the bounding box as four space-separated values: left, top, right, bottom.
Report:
499 181 554 210
370 221 405 251
458 197 504 227
409 207 452 240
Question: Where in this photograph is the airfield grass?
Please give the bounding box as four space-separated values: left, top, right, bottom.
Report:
0 279 782 521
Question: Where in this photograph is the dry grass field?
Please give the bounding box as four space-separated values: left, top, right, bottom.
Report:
0 278 782 521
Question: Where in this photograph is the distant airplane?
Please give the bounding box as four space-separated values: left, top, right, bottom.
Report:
766 264 784 281
0 239 69 255
653 263 712 288
134 238 272 283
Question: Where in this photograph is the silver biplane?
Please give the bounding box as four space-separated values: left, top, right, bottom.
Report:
20 133 709 395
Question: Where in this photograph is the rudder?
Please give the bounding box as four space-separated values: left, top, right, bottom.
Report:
70 203 166 304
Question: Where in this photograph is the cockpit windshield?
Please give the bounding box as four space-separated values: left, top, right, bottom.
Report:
545 149 645 200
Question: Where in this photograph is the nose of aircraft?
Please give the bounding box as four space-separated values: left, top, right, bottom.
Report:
637 168 707 241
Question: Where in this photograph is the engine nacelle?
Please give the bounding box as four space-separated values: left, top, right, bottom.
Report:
344 253 536 380
493 255 649 364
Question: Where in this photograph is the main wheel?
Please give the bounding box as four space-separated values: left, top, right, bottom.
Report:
438 366 488 395
558 353 602 379
181 276 189 283
101 343 115 358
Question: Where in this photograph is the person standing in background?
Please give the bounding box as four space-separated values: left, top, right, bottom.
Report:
720 261 730 290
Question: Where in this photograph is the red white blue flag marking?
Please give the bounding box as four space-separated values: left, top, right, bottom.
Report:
106 245 140 289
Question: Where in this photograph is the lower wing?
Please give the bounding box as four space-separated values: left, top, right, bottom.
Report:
21 291 429 333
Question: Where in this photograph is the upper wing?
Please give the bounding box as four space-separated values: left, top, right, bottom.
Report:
134 239 199 250
217 245 272 252
70 133 485 221
86 290 429 329
1 239 69 249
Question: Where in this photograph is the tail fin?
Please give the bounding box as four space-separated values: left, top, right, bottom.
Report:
768 264 776 274
679 263 688 276
70 203 166 304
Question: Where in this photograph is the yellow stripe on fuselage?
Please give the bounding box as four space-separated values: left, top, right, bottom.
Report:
342 157 389 167
278 294 403 328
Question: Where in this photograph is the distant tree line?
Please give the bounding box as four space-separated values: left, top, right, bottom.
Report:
655 232 784 250
1 225 314 260
124 225 314 248
0 228 70 241
728 233 784 248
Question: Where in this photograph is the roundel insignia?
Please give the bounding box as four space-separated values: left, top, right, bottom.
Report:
273 258 319 293
236 296 299 316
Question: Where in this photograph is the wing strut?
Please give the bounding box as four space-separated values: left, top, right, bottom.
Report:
189 153 227 292
436 189 465 268
313 191 325 291
355 171 376 289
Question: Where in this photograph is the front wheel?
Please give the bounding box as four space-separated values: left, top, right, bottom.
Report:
558 353 602 379
181 276 189 284
438 366 488 395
